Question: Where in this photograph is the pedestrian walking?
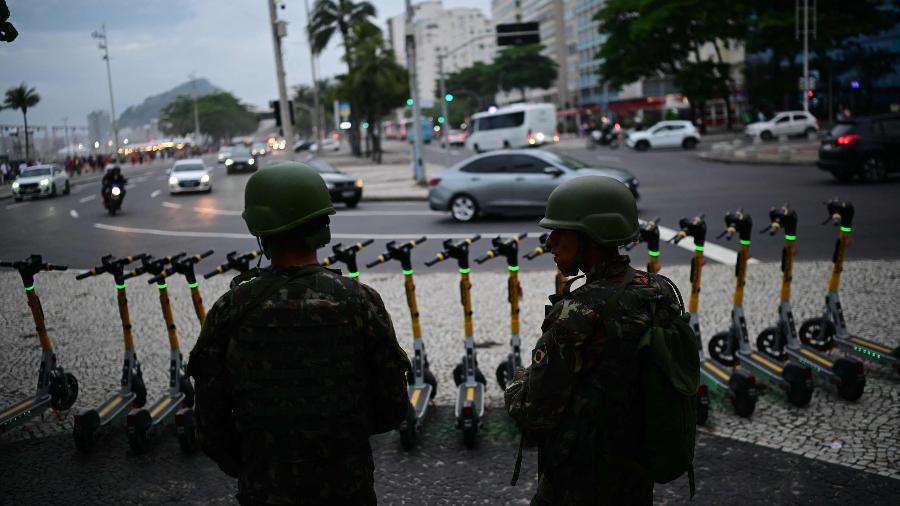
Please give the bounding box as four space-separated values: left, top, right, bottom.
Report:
505 176 699 505
188 162 411 506
0 160 9 184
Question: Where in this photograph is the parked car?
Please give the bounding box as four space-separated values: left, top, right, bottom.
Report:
817 113 900 182
224 147 257 174
306 159 363 208
745 111 818 141
293 139 315 152
168 158 212 194
11 164 70 201
443 129 468 147
466 103 557 152
428 149 639 222
311 138 341 152
217 145 234 164
625 120 700 151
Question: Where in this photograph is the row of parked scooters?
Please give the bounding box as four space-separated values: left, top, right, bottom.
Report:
1 199 898 454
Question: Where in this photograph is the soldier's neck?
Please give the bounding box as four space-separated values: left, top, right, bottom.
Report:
270 249 319 268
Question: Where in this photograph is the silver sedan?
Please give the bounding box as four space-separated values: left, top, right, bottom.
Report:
428 149 639 222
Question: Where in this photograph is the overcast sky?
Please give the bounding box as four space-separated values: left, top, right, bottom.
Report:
0 0 490 127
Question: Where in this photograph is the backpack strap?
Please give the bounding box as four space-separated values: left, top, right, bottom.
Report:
689 465 696 498
510 433 527 486
598 267 636 321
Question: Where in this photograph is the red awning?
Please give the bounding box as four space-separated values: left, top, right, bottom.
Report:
608 97 666 112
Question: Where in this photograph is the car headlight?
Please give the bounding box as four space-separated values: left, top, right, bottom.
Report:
248 158 255 165
355 178 364 188
39 178 50 187
11 181 19 189
200 174 210 184
225 159 233 166
169 176 179 185
111 186 122 196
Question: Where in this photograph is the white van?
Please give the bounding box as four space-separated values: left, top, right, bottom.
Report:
466 103 558 152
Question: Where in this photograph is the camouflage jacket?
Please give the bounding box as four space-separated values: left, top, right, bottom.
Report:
187 264 411 505
505 256 679 505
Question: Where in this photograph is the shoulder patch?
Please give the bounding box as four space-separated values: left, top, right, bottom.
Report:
531 343 550 369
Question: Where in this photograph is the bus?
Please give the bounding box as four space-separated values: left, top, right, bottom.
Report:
466 103 558 152
403 116 433 144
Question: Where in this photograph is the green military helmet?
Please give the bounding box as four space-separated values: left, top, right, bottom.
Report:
539 176 639 246
242 162 335 237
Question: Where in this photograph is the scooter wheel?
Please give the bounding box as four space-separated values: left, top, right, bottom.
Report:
399 406 418 451
50 372 79 411
179 377 195 408
708 332 737 366
732 391 756 418
756 327 787 361
131 374 147 408
696 398 710 426
128 427 151 454
798 318 835 352
837 381 865 402
178 417 199 454
787 383 813 407
424 369 438 400
495 363 510 391
463 426 478 449
452 364 465 386
475 368 487 386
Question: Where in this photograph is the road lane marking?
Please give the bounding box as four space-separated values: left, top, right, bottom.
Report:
5 202 27 210
191 206 441 217
94 223 254 239
161 201 182 209
655 223 759 265
194 206 241 215
79 195 96 203
70 209 79 218
151 190 161 198
135 176 149 183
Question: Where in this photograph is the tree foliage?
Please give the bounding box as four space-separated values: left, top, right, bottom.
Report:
493 44 558 100
292 79 339 138
159 92 257 141
2 83 40 159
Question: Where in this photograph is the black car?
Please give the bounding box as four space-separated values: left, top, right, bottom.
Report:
818 113 900 182
224 147 258 174
307 159 363 208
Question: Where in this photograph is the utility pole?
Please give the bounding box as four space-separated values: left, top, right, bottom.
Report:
796 0 817 112
303 0 323 149
190 72 201 145
438 53 450 152
62 117 71 158
406 0 425 184
92 25 119 156
268 0 294 147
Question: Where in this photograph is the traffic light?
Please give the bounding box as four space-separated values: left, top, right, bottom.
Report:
496 22 540 46
437 116 445 124
406 98 414 106
362 122 370 129
445 93 454 102
807 90 814 98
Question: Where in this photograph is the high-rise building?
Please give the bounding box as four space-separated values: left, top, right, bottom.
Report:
87 110 112 150
387 0 496 108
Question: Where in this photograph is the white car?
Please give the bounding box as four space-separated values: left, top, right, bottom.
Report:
11 164 70 201
745 111 818 141
311 138 340 152
168 159 212 194
625 120 700 151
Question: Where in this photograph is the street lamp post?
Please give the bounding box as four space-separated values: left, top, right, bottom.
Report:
92 25 120 156
190 72 201 146
303 0 323 151
267 0 294 148
405 0 425 184
62 117 71 158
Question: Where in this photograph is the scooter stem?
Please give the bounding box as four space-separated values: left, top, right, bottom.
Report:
26 287 53 353
825 199 854 294
404 272 423 339
116 286 136 351
460 271 474 338
508 267 521 335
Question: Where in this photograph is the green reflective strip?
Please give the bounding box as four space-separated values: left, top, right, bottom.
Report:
187 282 199 289
24 284 34 291
156 283 167 290
239 279 252 285
402 269 414 276
459 268 471 274
785 235 796 241
840 226 852 233
648 250 660 257
740 240 751 246
115 283 127 290
508 265 520 271
348 271 360 278
694 246 705 252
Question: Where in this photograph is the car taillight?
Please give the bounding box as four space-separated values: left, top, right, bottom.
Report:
613 122 621 130
460 132 467 139
428 177 442 186
527 129 533 139
836 134 859 145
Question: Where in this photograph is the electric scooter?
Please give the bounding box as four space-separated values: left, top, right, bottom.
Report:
755 205 866 400
366 237 437 450
524 232 566 297
72 254 150 452
125 254 198 454
669 215 758 423
322 239 374 279
204 250 262 282
424 235 485 448
0 255 79 434
626 218 661 273
708 210 815 407
149 250 214 323
798 199 900 377
474 233 527 391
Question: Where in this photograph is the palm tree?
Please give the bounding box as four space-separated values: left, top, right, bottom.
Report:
308 0 377 156
3 84 41 161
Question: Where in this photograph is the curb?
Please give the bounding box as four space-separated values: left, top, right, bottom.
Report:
697 152 817 166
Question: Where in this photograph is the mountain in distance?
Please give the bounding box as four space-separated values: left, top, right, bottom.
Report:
117 78 222 129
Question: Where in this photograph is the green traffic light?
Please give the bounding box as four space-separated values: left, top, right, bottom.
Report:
445 93 454 102
437 116 445 124
406 98 414 106
362 122 370 129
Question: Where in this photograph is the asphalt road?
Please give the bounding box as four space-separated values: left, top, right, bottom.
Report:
1 142 898 273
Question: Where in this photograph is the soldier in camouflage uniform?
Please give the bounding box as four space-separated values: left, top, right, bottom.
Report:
187 162 411 505
505 176 681 505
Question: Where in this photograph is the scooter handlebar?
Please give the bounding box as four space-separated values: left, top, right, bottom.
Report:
423 256 442 267
0 259 67 271
76 266 106 280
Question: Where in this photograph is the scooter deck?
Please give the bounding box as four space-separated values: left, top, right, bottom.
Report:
701 359 732 388
93 391 137 426
739 351 786 381
789 346 836 375
0 394 51 433
455 382 485 419
838 335 900 365
408 383 432 420
134 392 185 428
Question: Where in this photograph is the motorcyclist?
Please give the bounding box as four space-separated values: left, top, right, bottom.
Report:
101 165 127 207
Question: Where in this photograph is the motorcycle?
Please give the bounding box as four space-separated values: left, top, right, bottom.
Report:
104 184 124 216
586 123 622 150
